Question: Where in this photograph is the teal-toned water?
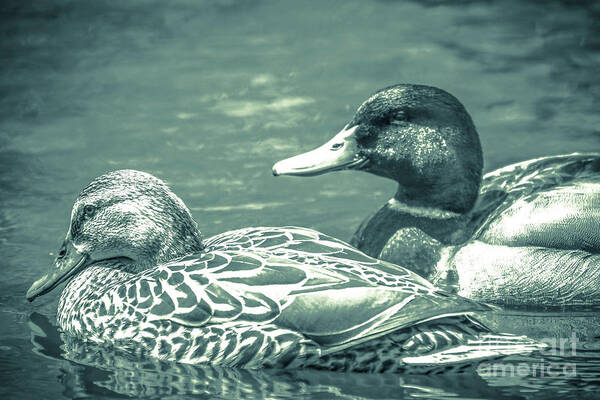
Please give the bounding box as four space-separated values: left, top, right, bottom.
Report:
1 0 600 398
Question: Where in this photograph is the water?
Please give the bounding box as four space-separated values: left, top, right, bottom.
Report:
1 0 599 398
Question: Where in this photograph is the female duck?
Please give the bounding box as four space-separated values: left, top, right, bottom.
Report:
273 84 600 307
26 170 542 371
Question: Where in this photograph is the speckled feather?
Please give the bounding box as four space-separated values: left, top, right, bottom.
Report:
55 225 542 371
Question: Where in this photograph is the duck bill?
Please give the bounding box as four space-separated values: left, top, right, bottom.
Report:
272 125 367 177
26 239 90 302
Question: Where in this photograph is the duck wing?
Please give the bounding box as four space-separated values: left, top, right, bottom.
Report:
471 153 600 235
445 153 600 305
142 227 489 352
470 153 600 251
205 226 424 281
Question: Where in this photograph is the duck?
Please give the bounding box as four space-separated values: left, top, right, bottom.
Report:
26 169 544 372
272 84 600 307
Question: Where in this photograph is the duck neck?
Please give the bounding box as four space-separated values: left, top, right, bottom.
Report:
154 225 205 269
350 190 472 282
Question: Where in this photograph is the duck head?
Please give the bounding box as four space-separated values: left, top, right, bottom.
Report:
273 84 484 215
26 170 204 301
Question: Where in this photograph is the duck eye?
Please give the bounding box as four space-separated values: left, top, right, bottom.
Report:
330 142 344 151
83 205 96 219
386 111 406 126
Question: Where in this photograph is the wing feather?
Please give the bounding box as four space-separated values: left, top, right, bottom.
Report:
138 227 487 342
472 153 600 251
472 153 600 237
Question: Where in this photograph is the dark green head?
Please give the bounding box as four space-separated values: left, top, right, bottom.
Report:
273 84 483 214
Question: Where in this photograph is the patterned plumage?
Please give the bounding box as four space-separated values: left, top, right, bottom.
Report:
29 313 522 400
27 170 543 372
273 84 600 306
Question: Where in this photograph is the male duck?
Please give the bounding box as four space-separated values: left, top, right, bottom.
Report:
273 84 600 307
27 170 543 372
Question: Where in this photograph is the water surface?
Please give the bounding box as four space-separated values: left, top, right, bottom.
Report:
1 0 600 398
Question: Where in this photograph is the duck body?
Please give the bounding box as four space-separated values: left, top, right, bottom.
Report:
273 84 600 307
27 170 543 372
54 226 519 372
355 153 600 306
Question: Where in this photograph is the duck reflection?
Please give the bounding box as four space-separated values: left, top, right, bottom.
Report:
29 312 516 399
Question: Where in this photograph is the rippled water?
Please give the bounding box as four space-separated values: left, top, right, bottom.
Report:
1 0 600 398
